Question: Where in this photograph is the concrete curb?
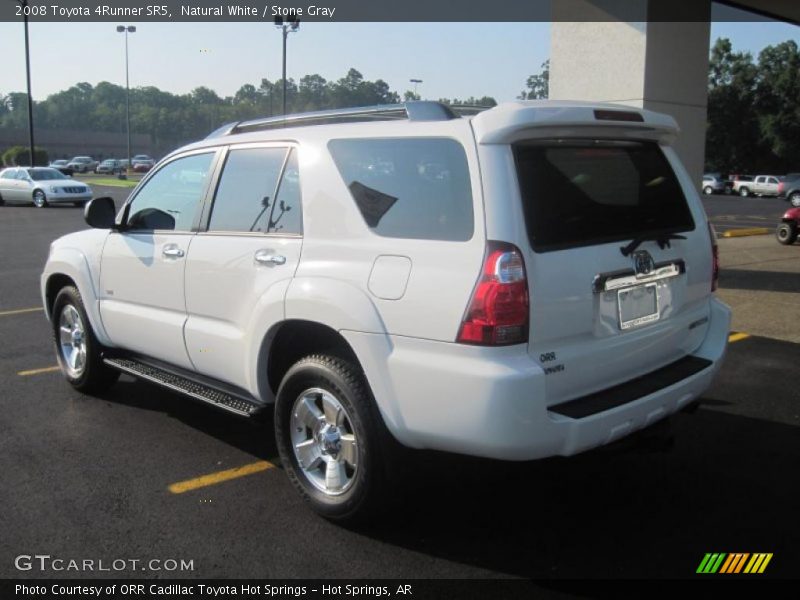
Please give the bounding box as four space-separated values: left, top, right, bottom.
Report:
720 228 771 238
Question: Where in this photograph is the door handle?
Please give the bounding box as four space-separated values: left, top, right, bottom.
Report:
254 250 286 265
162 245 185 259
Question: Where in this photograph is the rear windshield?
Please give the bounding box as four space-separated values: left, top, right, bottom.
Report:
513 139 694 252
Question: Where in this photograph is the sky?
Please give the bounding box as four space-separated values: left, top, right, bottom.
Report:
0 15 797 104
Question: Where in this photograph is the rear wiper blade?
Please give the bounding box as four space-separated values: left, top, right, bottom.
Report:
620 233 687 256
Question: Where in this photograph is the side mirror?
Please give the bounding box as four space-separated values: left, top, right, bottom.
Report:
84 197 117 229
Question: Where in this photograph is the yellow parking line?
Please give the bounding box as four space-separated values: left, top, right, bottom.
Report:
17 366 60 376
0 307 43 317
168 460 276 494
728 332 750 343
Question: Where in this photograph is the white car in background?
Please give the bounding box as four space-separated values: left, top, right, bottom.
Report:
0 167 92 207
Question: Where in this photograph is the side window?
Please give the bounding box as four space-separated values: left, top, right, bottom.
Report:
1 169 16 179
328 138 473 242
208 147 286 233
768 177 778 184
271 149 302 235
16 170 30 180
126 152 214 232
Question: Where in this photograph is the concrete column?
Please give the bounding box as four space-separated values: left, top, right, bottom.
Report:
550 0 711 184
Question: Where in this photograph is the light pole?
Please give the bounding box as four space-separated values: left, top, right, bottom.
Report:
274 16 299 116
14 0 35 166
116 25 136 174
410 78 423 99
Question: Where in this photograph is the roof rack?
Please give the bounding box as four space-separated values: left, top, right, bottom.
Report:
206 101 468 138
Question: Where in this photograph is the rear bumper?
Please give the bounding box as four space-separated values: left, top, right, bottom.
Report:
344 297 731 461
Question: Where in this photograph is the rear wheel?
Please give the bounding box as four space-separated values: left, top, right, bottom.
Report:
703 186 713 195
51 286 119 393
739 187 750 197
776 222 798 245
32 189 48 208
790 192 800 207
275 354 387 523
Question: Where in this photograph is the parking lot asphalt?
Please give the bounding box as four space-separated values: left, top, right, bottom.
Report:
702 193 790 235
1 187 798 583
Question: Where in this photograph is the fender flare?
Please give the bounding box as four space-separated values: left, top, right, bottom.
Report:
42 247 113 346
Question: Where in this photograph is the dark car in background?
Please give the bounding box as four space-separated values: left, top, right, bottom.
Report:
49 160 75 177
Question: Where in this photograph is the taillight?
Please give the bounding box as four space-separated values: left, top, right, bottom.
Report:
457 241 529 346
778 181 785 195
709 223 719 292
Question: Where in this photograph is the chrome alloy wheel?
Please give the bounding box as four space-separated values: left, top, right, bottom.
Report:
289 388 359 496
58 305 87 377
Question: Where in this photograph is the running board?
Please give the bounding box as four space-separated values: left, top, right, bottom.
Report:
103 357 263 417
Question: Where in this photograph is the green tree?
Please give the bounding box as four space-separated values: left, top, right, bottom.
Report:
754 40 800 172
519 60 549 100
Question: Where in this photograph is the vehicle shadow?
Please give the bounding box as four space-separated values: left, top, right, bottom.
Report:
720 268 800 293
98 376 278 461
355 404 798 579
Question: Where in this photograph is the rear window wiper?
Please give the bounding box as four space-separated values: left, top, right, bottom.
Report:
620 233 686 256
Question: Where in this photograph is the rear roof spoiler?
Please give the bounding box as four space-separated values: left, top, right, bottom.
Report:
471 101 679 145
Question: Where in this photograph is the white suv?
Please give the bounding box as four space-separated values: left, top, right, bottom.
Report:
41 101 731 521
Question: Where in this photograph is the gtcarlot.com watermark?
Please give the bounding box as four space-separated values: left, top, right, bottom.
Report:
14 554 194 573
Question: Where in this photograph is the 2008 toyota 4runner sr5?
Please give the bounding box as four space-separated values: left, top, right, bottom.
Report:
42 101 731 522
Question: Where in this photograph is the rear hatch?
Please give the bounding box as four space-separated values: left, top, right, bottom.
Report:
511 137 712 406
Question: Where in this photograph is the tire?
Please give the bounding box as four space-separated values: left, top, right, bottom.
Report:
776 222 798 245
0 191 4 206
790 192 800 207
739 187 750 197
275 354 387 523
703 186 713 195
51 286 119 393
32 189 48 208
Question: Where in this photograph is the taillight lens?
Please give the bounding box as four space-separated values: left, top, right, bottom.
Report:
778 182 785 195
457 241 529 346
709 223 719 292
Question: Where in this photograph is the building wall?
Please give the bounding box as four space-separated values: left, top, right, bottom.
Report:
0 128 154 162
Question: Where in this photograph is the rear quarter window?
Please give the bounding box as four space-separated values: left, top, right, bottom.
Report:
513 139 695 252
328 137 473 242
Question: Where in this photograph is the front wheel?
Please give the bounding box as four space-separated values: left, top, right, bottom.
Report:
32 189 48 208
739 187 750 197
275 354 387 523
51 286 119 393
790 192 800 207
776 222 798 245
703 186 713 195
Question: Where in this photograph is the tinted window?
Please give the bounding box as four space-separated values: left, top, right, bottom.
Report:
127 152 214 231
271 150 302 235
329 138 473 241
29 169 64 181
208 147 286 233
0 170 16 179
513 139 694 252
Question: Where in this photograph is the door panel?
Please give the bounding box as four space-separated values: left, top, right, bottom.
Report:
98 150 218 369
100 232 195 369
184 235 301 388
183 144 302 391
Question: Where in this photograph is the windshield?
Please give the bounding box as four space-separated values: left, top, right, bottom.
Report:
28 169 65 181
513 139 695 252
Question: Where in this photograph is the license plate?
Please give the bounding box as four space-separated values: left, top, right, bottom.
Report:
618 283 659 330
